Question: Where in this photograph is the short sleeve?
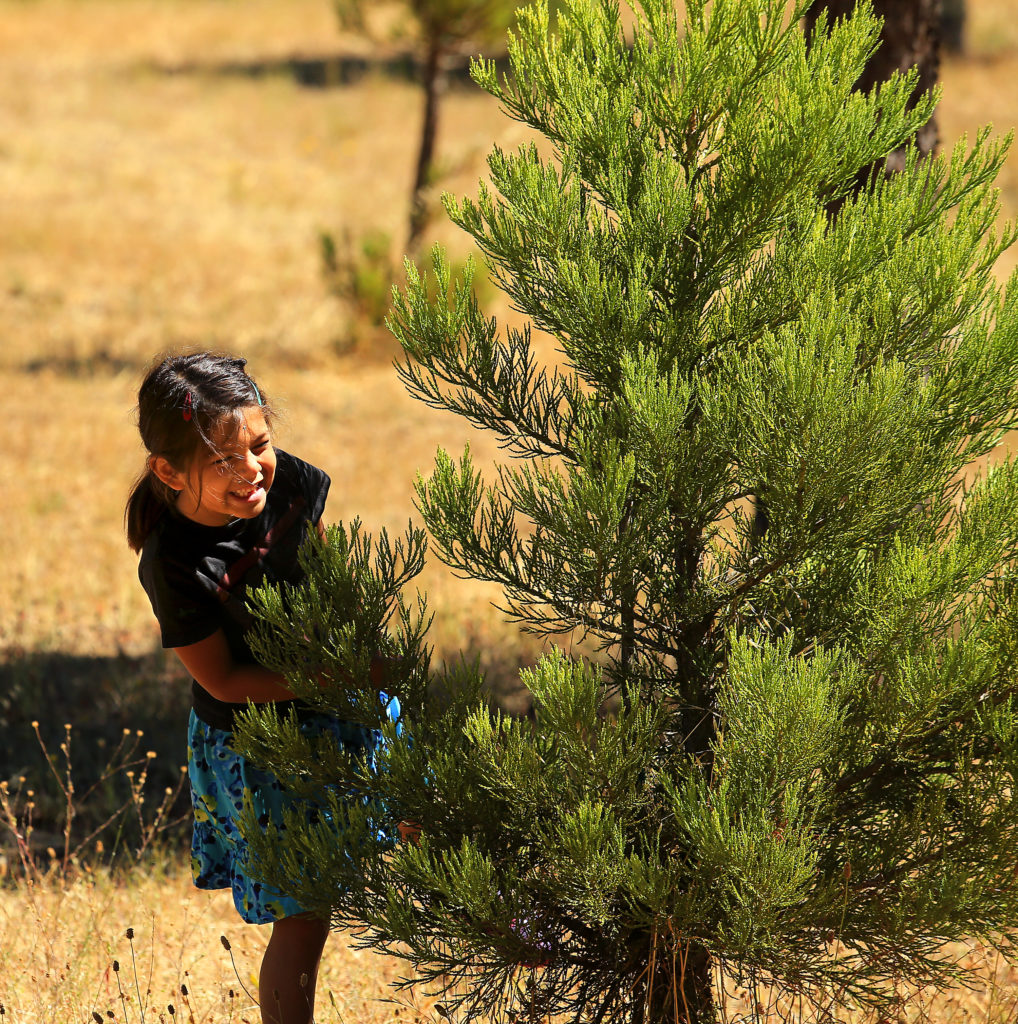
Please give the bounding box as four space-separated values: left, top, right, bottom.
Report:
277 450 330 527
307 463 330 526
138 548 221 649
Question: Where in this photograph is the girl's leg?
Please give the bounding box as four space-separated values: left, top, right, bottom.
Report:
259 912 330 1024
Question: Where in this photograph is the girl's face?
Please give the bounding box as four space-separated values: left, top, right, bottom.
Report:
156 406 277 527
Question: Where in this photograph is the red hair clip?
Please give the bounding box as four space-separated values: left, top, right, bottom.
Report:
182 392 193 422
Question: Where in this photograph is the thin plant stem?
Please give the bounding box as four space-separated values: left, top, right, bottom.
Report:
220 935 258 1006
126 928 148 1023
113 960 130 1023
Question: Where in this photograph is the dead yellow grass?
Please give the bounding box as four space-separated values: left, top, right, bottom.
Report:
2 861 1018 1024
0 5 512 376
0 0 1015 659
0 0 536 658
0 859 424 1024
0 359 516 658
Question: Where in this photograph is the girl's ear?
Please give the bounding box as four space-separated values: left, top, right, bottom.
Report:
149 455 187 493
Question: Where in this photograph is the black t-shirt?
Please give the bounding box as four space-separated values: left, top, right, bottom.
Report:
138 449 330 730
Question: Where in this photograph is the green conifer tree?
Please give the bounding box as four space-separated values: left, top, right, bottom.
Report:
236 2 1018 1021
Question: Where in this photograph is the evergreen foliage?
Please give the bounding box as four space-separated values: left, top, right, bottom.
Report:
236 1 1018 1021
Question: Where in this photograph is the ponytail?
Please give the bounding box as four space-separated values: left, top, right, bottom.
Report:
125 472 174 553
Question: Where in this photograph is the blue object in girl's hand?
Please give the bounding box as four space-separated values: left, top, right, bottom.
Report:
378 692 402 738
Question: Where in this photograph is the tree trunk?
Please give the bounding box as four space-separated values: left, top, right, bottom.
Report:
409 35 446 248
941 0 965 54
642 941 717 1024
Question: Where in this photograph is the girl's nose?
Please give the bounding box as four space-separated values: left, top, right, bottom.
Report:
241 451 262 480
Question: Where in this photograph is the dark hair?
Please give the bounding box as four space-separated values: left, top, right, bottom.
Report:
125 352 272 552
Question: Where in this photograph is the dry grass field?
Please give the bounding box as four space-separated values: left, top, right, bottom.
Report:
0 859 420 1024
0 0 535 663
3 0 1018 1021
4 865 1018 1024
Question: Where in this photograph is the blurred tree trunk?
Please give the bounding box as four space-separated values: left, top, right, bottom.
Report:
941 0 965 54
409 35 447 248
333 1 524 250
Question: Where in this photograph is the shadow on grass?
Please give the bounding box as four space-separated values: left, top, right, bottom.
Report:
0 645 194 859
20 349 143 376
432 643 537 722
0 639 535 859
152 49 511 91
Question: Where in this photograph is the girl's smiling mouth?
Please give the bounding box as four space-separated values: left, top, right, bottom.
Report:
232 483 265 501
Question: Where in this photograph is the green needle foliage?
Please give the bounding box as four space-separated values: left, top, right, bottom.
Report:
236 1 1018 1022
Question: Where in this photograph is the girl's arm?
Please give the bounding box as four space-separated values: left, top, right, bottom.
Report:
173 629 294 704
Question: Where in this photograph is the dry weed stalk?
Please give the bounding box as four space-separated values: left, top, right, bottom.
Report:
0 722 188 884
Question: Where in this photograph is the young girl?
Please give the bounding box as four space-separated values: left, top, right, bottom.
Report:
126 352 364 1024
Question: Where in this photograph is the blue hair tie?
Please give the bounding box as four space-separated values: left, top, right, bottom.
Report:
252 382 263 406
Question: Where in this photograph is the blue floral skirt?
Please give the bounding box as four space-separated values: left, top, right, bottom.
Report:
186 702 397 925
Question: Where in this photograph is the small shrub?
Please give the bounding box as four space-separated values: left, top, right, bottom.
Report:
319 227 495 354
319 228 397 352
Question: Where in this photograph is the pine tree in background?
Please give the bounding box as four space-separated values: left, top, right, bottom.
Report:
333 0 524 246
236 1 1018 1022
